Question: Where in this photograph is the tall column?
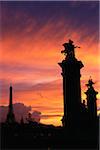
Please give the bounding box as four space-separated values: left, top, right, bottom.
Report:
58 39 84 127
85 79 98 121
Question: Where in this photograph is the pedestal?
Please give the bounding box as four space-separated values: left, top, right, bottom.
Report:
58 57 84 127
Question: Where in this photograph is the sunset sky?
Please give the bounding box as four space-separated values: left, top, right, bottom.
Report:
0 1 99 126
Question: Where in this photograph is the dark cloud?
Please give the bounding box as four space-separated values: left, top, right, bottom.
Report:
30 79 62 92
41 114 62 119
32 105 63 112
31 111 41 123
0 64 35 73
1 1 99 42
0 63 59 75
0 78 62 95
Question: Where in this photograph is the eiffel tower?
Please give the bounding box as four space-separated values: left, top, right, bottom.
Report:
6 86 15 123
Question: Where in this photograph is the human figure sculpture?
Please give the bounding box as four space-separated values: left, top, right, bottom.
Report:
86 77 95 88
61 39 80 59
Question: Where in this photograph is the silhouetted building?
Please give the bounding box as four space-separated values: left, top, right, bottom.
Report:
85 78 98 121
59 39 83 127
6 86 15 123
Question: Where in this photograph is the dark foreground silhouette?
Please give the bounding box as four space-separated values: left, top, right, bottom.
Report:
1 118 99 149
